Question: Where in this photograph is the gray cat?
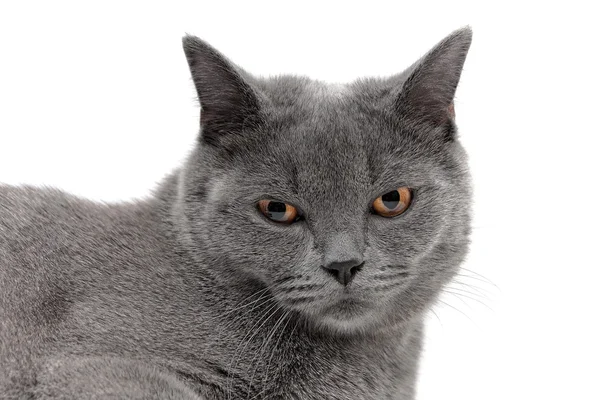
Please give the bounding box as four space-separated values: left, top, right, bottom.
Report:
0 27 472 399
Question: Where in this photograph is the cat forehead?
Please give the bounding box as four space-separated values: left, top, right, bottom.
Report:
256 74 402 110
256 76 352 110
243 75 442 178
256 76 395 145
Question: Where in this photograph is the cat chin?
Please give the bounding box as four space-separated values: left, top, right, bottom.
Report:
308 299 389 335
317 314 378 335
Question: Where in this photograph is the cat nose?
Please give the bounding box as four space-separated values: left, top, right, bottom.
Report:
322 259 364 286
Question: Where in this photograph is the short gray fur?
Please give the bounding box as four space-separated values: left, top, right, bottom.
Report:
0 27 473 399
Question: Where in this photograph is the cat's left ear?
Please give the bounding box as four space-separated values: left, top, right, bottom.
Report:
394 27 472 139
182 35 263 146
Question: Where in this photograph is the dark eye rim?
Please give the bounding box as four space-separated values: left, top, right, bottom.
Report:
369 187 416 218
256 199 305 225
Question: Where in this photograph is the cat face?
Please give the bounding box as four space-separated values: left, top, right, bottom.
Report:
179 29 472 334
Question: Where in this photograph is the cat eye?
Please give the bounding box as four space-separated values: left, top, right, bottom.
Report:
372 187 413 218
257 200 300 224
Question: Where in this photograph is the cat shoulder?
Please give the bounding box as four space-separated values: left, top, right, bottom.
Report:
2 184 71 228
0 184 106 253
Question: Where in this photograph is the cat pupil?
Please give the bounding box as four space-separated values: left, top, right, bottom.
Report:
382 190 400 209
267 201 287 220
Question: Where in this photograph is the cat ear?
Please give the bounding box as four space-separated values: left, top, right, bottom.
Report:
394 27 472 138
182 35 262 146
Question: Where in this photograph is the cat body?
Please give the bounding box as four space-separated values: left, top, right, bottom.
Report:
0 28 472 399
0 182 421 399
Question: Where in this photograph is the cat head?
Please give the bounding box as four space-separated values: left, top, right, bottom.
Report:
177 28 472 335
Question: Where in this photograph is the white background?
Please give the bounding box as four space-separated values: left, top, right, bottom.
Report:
1 1 599 399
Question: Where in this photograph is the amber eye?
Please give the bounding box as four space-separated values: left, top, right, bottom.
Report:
372 187 412 218
257 200 299 224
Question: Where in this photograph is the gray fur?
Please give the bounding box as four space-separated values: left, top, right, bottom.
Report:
0 27 472 399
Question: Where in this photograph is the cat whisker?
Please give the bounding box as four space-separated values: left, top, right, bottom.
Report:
226 300 281 399
218 295 274 333
454 273 498 290
451 278 495 297
225 299 277 398
458 267 498 289
434 298 474 323
428 308 443 327
377 264 410 272
445 284 491 301
371 278 412 291
281 295 318 306
222 287 270 311
371 272 409 282
245 309 292 399
273 274 304 285
251 314 301 400
276 283 319 294
258 311 293 397
441 290 472 311
442 288 494 312
206 287 272 326
371 283 399 292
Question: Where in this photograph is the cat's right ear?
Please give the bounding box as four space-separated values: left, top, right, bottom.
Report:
182 35 262 146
